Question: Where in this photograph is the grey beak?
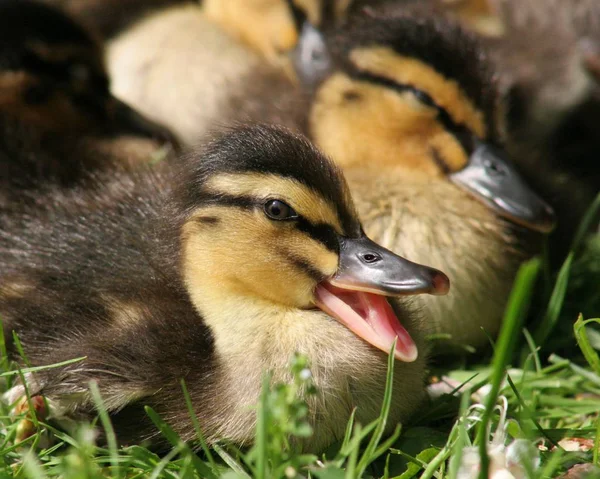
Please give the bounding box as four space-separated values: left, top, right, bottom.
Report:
330 236 450 296
450 142 556 233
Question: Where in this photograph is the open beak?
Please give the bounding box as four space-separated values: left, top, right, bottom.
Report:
450 141 556 233
314 236 449 362
109 98 181 151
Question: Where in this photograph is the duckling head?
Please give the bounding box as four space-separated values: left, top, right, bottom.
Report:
174 125 449 362
292 8 556 233
0 0 173 142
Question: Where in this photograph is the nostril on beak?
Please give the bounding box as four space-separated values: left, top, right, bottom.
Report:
360 252 382 264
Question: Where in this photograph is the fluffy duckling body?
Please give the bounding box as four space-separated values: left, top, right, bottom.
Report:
1 125 449 451
105 6 553 349
0 0 176 205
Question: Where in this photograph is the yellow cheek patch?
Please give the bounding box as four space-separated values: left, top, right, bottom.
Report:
349 47 487 139
429 130 470 172
311 72 469 173
182 206 337 308
205 172 347 234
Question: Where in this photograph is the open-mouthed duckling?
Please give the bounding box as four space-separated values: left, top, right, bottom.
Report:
1 125 449 451
105 4 554 349
0 0 177 203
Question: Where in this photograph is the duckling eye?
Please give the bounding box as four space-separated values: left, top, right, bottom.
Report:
264 199 298 221
412 89 435 107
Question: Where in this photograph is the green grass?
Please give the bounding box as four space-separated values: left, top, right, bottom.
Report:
0 195 599 478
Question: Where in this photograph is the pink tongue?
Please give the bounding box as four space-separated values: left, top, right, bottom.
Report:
314 282 418 362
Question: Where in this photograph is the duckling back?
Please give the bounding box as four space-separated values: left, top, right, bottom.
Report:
0 0 177 204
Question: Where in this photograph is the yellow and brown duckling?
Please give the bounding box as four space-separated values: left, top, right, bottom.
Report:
105 4 554 349
294 7 557 349
0 0 177 204
363 0 600 254
1 124 449 451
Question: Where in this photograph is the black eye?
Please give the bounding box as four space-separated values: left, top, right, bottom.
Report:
264 199 298 221
413 89 435 107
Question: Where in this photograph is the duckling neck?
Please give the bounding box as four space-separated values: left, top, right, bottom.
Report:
187 283 325 364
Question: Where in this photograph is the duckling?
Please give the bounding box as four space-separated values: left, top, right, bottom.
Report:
104 4 554 349
1 124 449 451
368 0 600 254
0 0 177 204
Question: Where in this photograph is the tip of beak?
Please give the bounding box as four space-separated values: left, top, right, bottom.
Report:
431 272 450 296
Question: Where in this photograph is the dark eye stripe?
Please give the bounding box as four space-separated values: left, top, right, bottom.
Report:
199 193 259 210
296 219 339 252
199 192 341 252
282 251 328 282
348 70 476 154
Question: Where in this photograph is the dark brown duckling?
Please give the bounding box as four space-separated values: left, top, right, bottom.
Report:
0 0 177 205
1 124 449 451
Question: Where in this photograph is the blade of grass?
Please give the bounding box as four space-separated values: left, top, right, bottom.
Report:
0 357 87 378
540 448 564 479
344 423 361 479
595 414 600 466
180 379 216 470
16 366 39 429
213 444 251 478
533 252 573 347
341 408 357 452
372 424 402 461
448 387 472 479
144 406 217 479
574 316 600 376
12 332 31 368
21 451 47 479
89 381 120 479
522 328 541 373
0 317 9 373
570 191 600 253
148 443 183 479
476 258 540 479
255 373 270 479
355 339 396 476
505 374 558 448
534 193 600 347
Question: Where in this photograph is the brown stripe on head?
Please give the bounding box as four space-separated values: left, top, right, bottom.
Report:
350 47 487 140
204 172 346 235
